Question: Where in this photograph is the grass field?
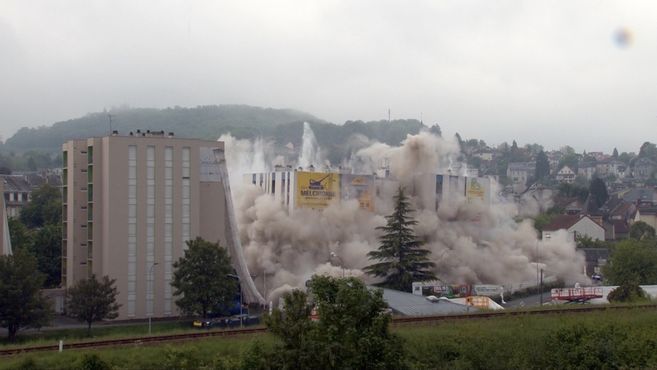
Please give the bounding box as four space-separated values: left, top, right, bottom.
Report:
0 320 200 350
3 307 657 369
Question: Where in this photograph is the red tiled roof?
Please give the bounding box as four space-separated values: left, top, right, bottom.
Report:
543 215 582 231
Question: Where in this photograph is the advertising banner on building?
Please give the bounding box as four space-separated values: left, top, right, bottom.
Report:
295 171 341 209
341 174 375 211
466 177 486 202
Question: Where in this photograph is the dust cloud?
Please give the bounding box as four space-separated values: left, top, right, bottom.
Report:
221 128 586 302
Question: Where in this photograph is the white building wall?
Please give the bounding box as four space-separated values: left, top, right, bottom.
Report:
568 217 605 241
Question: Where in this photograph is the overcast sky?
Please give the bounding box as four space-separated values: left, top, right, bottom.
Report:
1 1 655 152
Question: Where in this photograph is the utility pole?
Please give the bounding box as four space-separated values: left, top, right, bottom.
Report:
540 268 544 305
108 114 114 134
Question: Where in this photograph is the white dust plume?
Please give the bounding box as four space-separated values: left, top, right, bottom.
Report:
222 130 586 302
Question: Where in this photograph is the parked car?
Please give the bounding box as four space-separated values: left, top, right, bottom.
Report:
193 317 228 329
194 314 261 329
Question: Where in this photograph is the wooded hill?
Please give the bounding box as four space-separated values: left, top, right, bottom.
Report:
2 105 425 165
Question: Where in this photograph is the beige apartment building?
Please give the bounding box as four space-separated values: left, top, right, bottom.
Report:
62 131 259 319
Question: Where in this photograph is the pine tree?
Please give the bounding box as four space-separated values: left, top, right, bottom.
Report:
589 177 609 208
364 187 436 291
534 150 550 182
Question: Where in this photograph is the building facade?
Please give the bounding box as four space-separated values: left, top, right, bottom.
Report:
0 175 32 219
245 169 492 214
542 215 606 242
556 166 576 184
63 132 262 319
0 180 12 256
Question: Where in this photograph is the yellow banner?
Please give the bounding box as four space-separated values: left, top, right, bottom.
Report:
466 178 485 202
341 174 375 211
295 172 341 209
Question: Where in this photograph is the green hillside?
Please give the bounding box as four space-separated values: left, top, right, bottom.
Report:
3 105 324 153
1 105 426 167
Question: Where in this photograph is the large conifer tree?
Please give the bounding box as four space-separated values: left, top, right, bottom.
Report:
365 187 436 291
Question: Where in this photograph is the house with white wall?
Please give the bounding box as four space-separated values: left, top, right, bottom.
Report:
556 166 576 184
542 215 606 242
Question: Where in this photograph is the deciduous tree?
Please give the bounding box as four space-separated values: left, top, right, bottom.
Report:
266 275 407 369
607 282 649 303
19 184 61 228
171 238 238 318
603 240 657 285
0 250 52 341
66 275 120 336
629 221 656 241
365 187 436 291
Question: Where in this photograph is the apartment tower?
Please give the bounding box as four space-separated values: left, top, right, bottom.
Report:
62 131 262 319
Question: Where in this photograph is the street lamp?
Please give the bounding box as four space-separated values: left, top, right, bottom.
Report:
329 252 345 278
148 262 159 335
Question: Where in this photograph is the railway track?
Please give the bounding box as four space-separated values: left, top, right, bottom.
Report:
2 304 656 357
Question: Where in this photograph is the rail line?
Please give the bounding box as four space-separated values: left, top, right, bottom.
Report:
2 304 656 356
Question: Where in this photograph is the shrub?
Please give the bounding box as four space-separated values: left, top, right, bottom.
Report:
77 354 110 370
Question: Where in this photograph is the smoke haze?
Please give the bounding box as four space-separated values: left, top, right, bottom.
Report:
222 128 586 301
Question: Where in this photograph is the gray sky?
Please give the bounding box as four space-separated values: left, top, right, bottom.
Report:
1 1 655 153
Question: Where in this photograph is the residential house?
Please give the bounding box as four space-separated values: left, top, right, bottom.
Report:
0 172 61 219
474 150 494 162
507 161 535 191
611 220 630 240
621 187 657 207
635 208 657 231
556 166 576 184
596 160 627 179
0 175 33 219
547 151 562 172
588 152 610 162
542 215 606 242
578 162 597 181
633 158 657 180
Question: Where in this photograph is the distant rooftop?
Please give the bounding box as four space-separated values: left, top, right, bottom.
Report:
376 287 479 316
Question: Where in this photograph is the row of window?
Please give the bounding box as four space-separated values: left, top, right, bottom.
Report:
4 192 29 203
126 145 191 317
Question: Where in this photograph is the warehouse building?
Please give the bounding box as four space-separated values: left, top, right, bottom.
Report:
245 168 492 213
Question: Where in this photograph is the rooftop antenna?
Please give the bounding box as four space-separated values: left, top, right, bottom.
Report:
108 113 114 135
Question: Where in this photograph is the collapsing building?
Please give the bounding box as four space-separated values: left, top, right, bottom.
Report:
0 179 12 256
244 168 493 213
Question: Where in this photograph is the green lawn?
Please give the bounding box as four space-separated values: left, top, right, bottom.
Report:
0 320 199 349
4 307 657 369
